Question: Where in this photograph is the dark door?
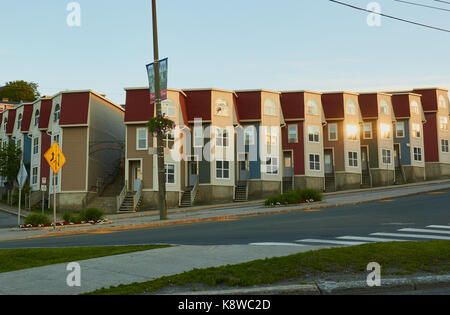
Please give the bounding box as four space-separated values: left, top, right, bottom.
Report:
324 149 334 174
239 153 249 181
361 147 369 171
188 158 198 187
283 151 293 178
394 144 400 168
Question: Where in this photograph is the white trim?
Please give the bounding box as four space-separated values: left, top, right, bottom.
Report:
136 127 149 151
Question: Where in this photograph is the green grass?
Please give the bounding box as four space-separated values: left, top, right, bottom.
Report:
0 245 171 273
87 241 450 295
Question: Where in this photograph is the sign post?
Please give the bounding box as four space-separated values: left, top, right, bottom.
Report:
41 177 47 215
17 162 28 228
44 142 66 230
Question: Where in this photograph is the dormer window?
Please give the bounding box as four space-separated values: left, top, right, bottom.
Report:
307 100 319 115
380 101 390 115
161 99 176 117
411 101 419 115
17 113 22 130
264 100 277 116
215 100 229 117
54 104 60 122
439 96 447 109
34 110 40 126
346 101 356 115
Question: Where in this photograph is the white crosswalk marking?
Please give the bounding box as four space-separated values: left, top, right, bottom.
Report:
398 228 450 235
370 233 450 240
249 242 306 247
427 225 450 229
336 236 406 242
295 239 368 245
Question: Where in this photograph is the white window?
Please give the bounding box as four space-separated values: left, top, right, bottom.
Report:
215 100 229 117
307 100 319 115
440 117 448 130
363 123 372 139
328 124 338 141
216 160 230 179
216 128 229 147
346 124 358 140
136 128 148 150
264 99 277 116
17 113 22 129
348 152 358 167
164 130 175 150
395 122 405 138
382 149 392 165
165 164 175 184
54 104 60 122
346 101 356 115
266 157 279 175
288 125 298 143
308 126 320 143
439 96 447 109
413 147 422 162
411 101 419 114
412 123 421 138
33 137 39 155
309 154 321 171
380 101 389 114
34 110 40 126
244 126 255 146
380 123 391 139
161 100 176 117
193 126 203 148
442 139 449 153
32 167 38 185
265 126 278 145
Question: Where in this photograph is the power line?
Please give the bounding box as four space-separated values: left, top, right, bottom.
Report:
393 0 450 12
434 0 450 5
329 0 450 33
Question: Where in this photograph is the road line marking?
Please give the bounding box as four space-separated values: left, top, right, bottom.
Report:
249 242 306 247
427 192 446 195
303 209 321 212
295 239 368 245
398 228 450 235
379 199 395 202
336 236 406 242
370 233 450 240
427 225 450 229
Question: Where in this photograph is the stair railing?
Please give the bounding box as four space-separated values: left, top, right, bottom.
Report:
116 180 127 212
133 179 142 211
190 176 199 205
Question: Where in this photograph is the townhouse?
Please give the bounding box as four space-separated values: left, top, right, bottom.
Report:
123 87 189 210
234 90 284 199
358 93 397 187
412 88 450 179
321 92 363 191
391 93 426 183
280 91 326 192
11 102 34 167
44 90 125 210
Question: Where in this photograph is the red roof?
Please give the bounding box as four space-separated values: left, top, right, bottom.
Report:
39 99 53 129
184 90 212 122
391 94 411 118
179 93 189 126
413 89 438 112
124 89 154 123
20 104 33 132
358 94 379 119
321 93 345 119
235 91 261 120
60 92 90 125
6 109 16 134
280 92 305 120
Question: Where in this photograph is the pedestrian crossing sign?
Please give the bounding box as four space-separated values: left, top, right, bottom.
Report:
44 142 66 174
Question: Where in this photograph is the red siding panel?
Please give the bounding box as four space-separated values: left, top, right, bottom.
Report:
39 99 53 129
423 113 439 162
321 93 344 119
184 90 212 121
21 104 33 132
40 132 51 183
6 109 16 134
413 89 438 112
124 89 154 123
235 91 261 120
280 92 305 120
282 121 305 175
60 92 90 125
391 94 411 118
358 94 379 118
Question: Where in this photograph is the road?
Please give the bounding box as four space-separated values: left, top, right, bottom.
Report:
0 211 18 229
0 189 449 249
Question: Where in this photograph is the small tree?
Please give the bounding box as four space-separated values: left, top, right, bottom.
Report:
0 142 22 200
0 80 40 103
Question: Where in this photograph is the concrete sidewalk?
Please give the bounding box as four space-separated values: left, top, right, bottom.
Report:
0 244 328 295
1 179 450 242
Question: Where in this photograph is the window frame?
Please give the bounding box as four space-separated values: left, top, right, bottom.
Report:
54 104 60 122
308 126 320 143
266 156 279 175
307 100 319 116
215 128 229 147
440 116 448 130
381 149 392 165
164 163 176 184
395 122 405 138
413 147 423 162
412 123 421 138
346 100 356 115
442 139 449 153
161 99 176 117
164 130 175 150
288 124 298 143
33 137 39 155
328 123 338 141
216 160 230 179
136 128 148 151
193 126 203 148
363 123 373 139
264 99 277 116
348 151 359 167
244 126 255 146
32 167 38 185
34 110 40 126
309 154 321 171
380 101 390 115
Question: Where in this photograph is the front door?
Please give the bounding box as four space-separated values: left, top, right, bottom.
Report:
361 147 369 171
239 153 249 182
394 144 400 168
283 151 293 178
130 161 142 192
188 158 198 187
324 149 334 174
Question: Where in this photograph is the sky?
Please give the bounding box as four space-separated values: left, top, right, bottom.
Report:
0 0 449 105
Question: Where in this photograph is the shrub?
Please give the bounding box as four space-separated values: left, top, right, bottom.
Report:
264 189 323 206
63 212 80 223
24 213 51 225
299 189 323 202
79 208 104 221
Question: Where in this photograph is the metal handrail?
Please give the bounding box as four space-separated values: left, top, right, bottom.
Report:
190 177 199 205
133 179 142 211
116 180 127 211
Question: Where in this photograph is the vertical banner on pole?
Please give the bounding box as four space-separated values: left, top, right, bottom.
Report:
146 58 168 105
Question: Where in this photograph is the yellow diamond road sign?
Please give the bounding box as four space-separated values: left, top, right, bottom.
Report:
44 142 66 174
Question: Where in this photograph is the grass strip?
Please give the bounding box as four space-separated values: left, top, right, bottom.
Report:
88 240 450 295
0 245 171 273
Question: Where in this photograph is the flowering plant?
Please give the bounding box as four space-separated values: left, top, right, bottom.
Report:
147 114 175 135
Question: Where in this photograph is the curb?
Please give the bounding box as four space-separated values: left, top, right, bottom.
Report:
167 275 450 295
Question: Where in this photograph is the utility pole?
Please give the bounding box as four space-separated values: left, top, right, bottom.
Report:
151 0 167 220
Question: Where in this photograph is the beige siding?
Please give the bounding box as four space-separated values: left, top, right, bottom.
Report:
61 127 88 191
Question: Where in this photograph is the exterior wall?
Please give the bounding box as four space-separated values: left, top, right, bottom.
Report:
282 120 304 175
126 124 153 191
436 91 450 166
395 119 411 166
323 120 344 172
403 165 426 183
335 172 361 190
375 94 395 174
343 93 362 175
293 175 324 191
60 127 88 192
